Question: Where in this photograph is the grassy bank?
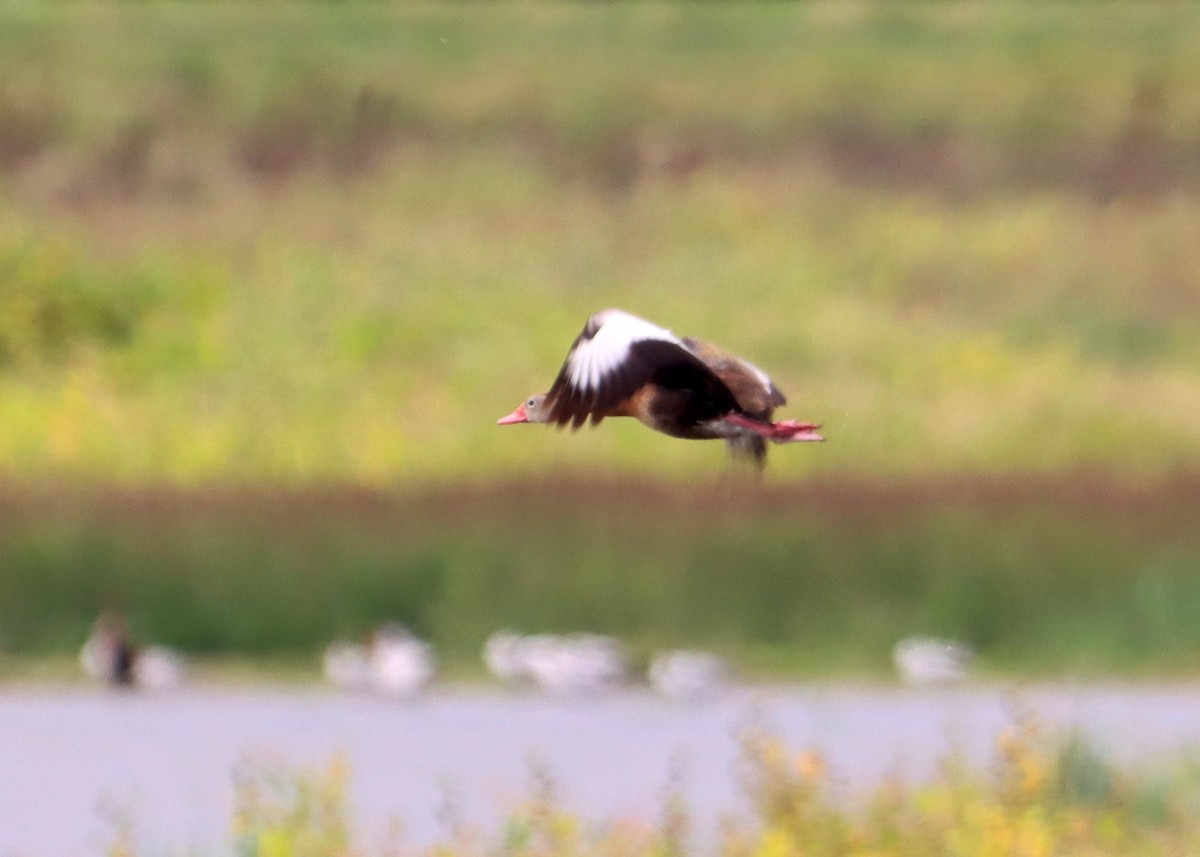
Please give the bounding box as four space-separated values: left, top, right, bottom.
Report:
0 2 1198 483
3 475 1199 679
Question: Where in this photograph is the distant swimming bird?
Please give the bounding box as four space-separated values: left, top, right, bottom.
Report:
368 623 436 697
325 624 435 697
892 636 973 686
498 309 823 468
483 630 627 695
647 650 731 701
323 640 372 691
128 645 187 691
79 613 186 690
483 630 534 687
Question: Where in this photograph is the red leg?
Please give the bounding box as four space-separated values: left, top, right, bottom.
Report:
772 419 821 433
723 413 824 443
770 421 824 443
722 413 776 437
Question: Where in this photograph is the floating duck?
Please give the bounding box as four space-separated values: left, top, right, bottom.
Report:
324 624 436 697
892 636 973 686
482 629 533 687
498 309 823 468
127 645 187 691
79 612 186 690
322 640 373 691
647 650 731 701
368 623 436 697
483 630 627 695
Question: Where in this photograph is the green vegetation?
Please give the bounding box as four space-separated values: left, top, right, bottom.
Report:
3 477 1198 678
108 721 1200 856
1 2 1199 673
0 1 1198 483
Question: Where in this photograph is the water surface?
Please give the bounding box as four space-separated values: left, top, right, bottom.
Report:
3 683 1199 855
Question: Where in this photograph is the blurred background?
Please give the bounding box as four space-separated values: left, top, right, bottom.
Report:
1 1 1199 680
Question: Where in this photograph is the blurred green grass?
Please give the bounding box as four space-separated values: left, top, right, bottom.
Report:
0 1 1198 483
4 476 1200 677
3 3 1200 676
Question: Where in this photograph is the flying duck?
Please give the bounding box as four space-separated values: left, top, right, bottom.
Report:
498 309 823 468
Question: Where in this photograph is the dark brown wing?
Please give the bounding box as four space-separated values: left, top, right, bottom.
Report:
546 312 739 430
682 336 786 418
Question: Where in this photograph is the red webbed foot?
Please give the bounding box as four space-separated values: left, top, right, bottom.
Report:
722 413 824 443
769 419 824 443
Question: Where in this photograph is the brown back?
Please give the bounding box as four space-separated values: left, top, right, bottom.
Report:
682 337 786 418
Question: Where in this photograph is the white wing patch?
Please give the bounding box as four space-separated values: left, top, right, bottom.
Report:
566 309 682 392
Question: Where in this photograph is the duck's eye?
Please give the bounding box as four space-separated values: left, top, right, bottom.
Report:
527 398 536 407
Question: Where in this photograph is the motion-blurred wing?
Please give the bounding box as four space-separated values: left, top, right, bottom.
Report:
546 309 724 429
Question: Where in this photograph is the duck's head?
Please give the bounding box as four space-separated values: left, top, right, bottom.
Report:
497 394 552 425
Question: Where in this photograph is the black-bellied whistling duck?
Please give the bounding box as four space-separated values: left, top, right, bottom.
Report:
498 309 823 468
